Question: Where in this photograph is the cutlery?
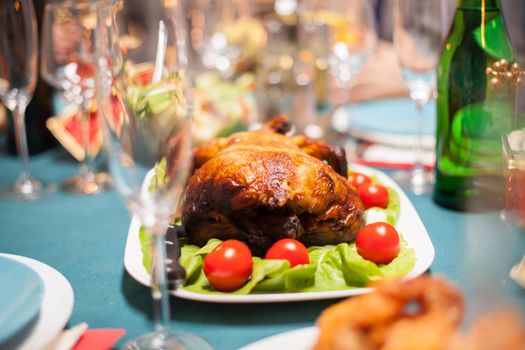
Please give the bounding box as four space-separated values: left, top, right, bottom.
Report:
165 224 186 290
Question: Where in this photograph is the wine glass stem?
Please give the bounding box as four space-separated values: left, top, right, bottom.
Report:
412 99 428 180
78 102 95 182
13 103 31 183
149 226 171 333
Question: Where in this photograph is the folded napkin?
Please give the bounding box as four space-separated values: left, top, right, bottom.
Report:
510 254 525 289
356 143 435 169
72 329 126 350
46 104 102 161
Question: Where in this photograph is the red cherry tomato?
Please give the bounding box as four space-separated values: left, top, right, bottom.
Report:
203 240 253 291
358 183 389 209
265 238 310 267
348 171 372 190
356 222 400 264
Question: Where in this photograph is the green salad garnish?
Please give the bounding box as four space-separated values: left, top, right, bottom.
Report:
124 70 182 120
177 238 414 294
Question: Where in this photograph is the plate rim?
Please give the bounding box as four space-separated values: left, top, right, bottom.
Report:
345 98 436 149
0 254 75 350
0 256 44 343
123 164 435 303
238 326 318 350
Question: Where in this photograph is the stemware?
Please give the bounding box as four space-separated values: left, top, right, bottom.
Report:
41 0 111 195
255 2 301 121
392 0 444 194
187 0 260 79
186 0 262 141
96 1 211 349
0 0 56 200
295 0 377 141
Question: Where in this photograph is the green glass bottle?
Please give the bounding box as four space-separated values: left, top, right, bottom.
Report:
433 0 518 211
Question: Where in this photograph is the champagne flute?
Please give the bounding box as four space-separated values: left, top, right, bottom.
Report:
41 0 111 195
392 0 444 194
0 0 56 200
96 1 212 349
296 0 377 141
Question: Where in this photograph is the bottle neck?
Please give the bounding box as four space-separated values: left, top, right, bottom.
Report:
456 0 500 10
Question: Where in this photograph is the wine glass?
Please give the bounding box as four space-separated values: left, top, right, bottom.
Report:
186 0 262 142
187 0 261 79
0 0 56 200
255 2 301 121
40 0 111 195
295 0 377 141
392 0 444 195
96 1 212 349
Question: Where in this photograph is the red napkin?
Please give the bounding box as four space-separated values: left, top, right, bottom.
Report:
354 159 434 170
45 105 102 161
73 329 126 350
354 142 435 170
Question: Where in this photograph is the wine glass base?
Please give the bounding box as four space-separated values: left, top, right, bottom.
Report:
391 169 434 195
121 330 213 350
61 172 112 195
0 178 56 201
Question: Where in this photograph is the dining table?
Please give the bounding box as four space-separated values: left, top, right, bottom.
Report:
1 125 525 350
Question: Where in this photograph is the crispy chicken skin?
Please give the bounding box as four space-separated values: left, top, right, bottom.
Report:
182 118 365 255
193 118 348 177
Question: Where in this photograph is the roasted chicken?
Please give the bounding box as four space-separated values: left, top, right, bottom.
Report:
182 118 365 255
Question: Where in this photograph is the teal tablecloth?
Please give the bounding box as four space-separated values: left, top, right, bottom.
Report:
1 141 525 349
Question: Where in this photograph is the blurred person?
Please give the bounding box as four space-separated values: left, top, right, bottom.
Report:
348 40 406 103
348 0 404 103
51 19 83 65
350 0 525 104
348 0 457 103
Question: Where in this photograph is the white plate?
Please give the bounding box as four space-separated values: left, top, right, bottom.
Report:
0 254 75 350
338 98 436 149
0 256 44 344
239 327 318 350
124 164 435 303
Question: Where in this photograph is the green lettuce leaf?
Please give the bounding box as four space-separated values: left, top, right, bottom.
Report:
337 243 383 287
234 258 288 294
283 264 317 291
149 159 167 194
381 238 416 278
139 227 152 273
384 187 400 225
180 239 221 285
304 246 347 292
252 259 292 292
